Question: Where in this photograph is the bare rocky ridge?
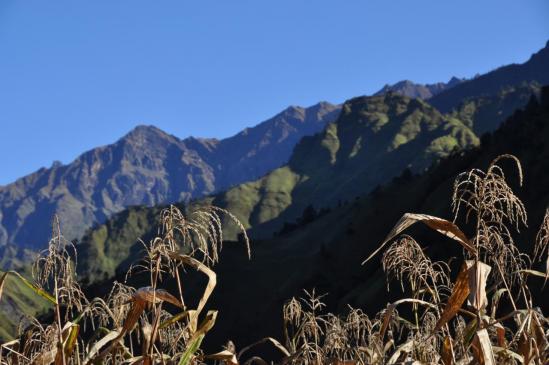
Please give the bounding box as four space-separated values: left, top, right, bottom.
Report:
0 102 341 249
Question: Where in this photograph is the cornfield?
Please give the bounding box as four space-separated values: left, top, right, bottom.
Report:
0 154 548 364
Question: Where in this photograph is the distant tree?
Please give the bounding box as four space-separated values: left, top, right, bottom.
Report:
298 204 318 225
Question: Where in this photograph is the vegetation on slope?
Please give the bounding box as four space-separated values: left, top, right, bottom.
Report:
1 156 547 364
0 103 339 250
68 93 480 286
212 93 478 239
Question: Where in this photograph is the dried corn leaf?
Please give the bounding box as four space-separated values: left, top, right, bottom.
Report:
379 304 395 340
83 329 121 364
203 350 238 365
472 329 495 365
494 323 506 348
466 260 491 311
194 310 218 338
122 298 146 335
518 333 533 365
441 335 454 365
433 262 470 333
168 252 216 318
387 339 413 364
133 286 183 308
237 337 291 359
363 213 474 264
517 269 549 280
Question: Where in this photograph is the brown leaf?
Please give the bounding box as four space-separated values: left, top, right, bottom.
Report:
133 287 183 308
379 304 395 341
472 329 495 365
466 260 491 312
203 350 238 365
518 333 533 365
167 252 217 320
441 335 454 365
122 299 146 335
363 213 475 264
494 323 506 348
433 262 470 333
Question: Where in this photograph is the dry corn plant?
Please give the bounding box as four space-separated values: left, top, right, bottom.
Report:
269 155 548 365
0 205 251 365
361 154 549 364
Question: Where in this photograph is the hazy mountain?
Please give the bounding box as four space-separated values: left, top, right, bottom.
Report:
374 76 465 99
451 82 541 135
0 102 340 249
430 40 549 113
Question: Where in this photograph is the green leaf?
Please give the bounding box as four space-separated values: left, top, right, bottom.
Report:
4 271 56 305
178 334 204 365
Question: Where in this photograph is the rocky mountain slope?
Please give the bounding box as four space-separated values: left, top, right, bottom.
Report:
0 102 340 249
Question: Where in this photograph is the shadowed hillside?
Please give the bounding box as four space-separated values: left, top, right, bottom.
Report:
430 41 549 113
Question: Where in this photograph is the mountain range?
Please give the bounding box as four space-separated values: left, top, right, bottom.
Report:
0 102 340 249
73 39 549 283
0 40 548 341
2 41 547 252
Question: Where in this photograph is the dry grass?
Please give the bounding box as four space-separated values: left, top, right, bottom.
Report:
277 155 548 364
1 155 548 364
0 205 249 365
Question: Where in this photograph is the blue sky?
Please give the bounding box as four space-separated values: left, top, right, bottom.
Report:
0 0 548 185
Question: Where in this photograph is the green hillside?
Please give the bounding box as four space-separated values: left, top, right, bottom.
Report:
74 93 479 284
214 94 478 239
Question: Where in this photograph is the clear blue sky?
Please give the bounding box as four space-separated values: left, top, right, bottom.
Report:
0 0 548 185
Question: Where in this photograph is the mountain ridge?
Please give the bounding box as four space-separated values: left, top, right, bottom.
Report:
0 102 341 249
430 40 549 113
374 76 465 99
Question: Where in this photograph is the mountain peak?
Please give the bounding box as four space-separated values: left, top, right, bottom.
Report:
374 77 466 100
447 76 464 86
122 125 175 144
529 39 549 62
